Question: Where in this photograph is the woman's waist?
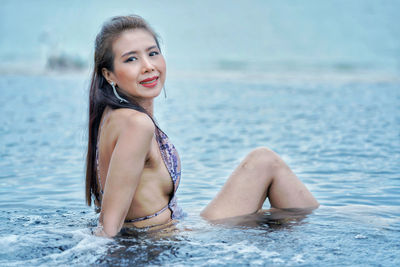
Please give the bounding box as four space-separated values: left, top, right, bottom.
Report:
124 205 172 228
124 196 184 228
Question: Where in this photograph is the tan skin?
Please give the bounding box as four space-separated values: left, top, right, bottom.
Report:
95 29 172 237
95 29 319 237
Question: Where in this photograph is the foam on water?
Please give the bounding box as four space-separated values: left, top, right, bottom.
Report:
1 229 112 266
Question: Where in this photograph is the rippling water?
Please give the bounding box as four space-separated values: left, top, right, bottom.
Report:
0 73 399 266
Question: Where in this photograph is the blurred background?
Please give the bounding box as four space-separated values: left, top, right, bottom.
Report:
1 0 399 80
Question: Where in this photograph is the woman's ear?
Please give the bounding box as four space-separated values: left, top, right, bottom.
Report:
102 68 114 84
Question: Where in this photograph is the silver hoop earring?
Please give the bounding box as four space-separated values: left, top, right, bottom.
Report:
163 86 167 99
111 82 128 103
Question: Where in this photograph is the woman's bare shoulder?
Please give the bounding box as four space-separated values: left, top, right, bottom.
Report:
107 108 155 137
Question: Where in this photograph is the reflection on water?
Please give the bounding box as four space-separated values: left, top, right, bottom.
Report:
103 209 314 264
97 210 314 266
100 225 184 266
0 73 399 266
208 208 314 230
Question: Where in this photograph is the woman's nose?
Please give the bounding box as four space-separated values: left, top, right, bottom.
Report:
142 57 155 73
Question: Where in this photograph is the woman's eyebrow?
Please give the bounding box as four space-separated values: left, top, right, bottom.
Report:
121 50 137 58
121 46 158 58
147 45 158 51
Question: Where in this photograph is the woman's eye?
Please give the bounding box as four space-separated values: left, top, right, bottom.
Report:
149 51 159 56
125 56 137 62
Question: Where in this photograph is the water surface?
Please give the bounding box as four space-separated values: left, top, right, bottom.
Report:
0 73 399 266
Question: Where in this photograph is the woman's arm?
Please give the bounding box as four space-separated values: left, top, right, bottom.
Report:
97 111 155 237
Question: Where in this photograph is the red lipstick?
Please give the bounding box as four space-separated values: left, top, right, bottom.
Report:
139 76 159 88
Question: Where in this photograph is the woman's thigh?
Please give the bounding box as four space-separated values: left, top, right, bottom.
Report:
200 147 276 220
200 147 318 221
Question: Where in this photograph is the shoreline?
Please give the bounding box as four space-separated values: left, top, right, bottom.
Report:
0 66 399 85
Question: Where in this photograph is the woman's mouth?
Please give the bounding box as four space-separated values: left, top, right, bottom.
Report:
139 76 159 88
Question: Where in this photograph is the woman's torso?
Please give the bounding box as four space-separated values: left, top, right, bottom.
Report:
96 107 181 227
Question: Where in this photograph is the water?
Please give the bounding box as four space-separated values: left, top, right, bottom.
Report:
0 72 399 266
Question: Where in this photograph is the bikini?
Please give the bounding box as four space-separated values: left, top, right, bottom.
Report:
95 115 183 223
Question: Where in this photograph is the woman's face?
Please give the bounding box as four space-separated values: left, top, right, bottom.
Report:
103 29 166 102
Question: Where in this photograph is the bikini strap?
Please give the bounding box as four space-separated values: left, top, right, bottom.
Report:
124 204 169 223
96 111 113 197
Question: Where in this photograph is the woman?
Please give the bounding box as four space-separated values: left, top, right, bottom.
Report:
86 15 318 237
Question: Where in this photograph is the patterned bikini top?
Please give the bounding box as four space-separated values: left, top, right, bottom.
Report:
95 118 183 222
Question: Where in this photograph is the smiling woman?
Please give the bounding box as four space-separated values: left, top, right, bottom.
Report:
86 16 183 237
86 15 318 238
101 29 166 106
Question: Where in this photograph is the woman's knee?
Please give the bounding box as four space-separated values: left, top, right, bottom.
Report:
242 147 284 173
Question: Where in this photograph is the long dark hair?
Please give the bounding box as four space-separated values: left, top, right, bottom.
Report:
85 15 161 206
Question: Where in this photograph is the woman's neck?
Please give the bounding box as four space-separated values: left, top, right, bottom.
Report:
137 98 154 117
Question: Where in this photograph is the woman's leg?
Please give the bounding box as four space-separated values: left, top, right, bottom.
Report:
200 147 319 221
